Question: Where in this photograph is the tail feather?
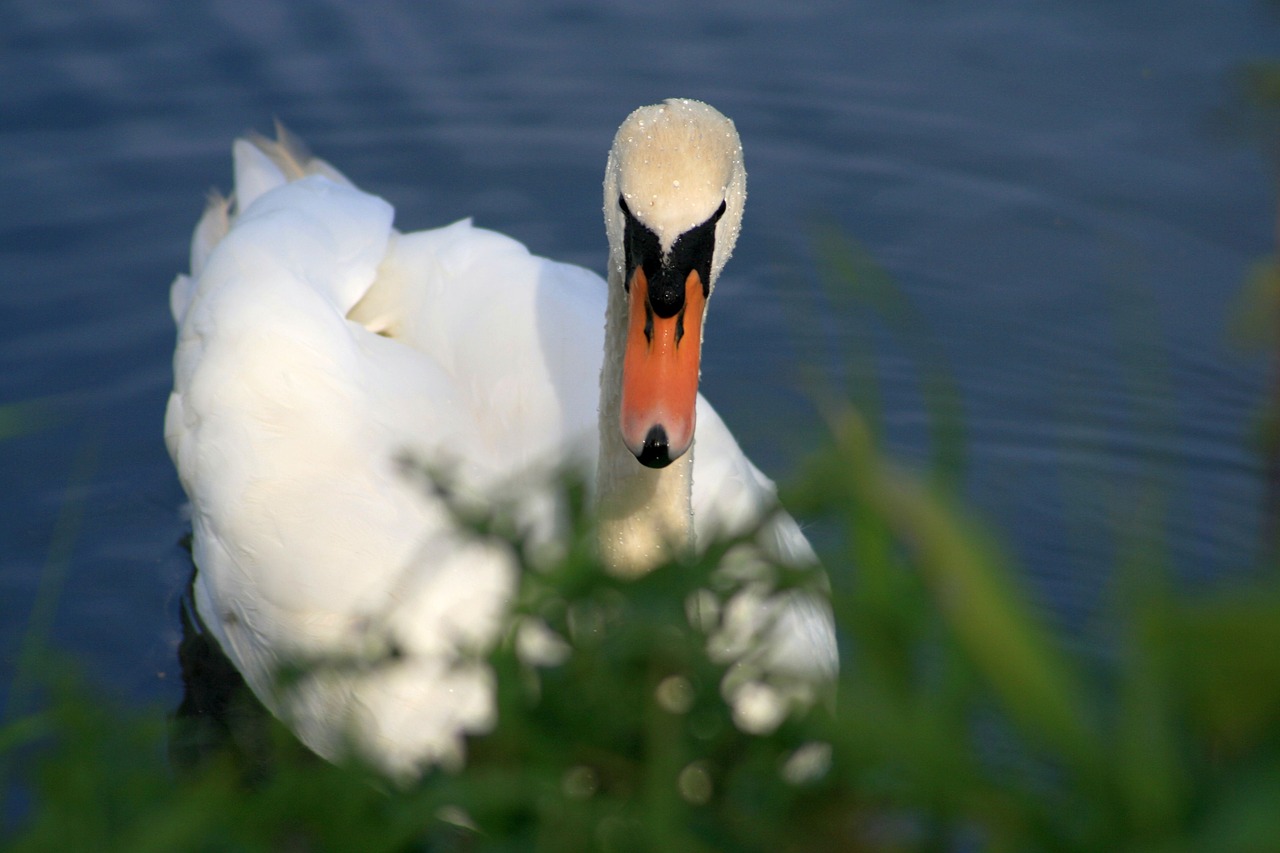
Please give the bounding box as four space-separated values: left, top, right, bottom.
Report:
170 189 232 324
244 121 353 193
191 189 230 278
175 124 356 325
186 123 354 282
233 123 355 218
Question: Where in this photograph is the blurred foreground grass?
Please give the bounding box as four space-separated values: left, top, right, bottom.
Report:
4 366 1280 852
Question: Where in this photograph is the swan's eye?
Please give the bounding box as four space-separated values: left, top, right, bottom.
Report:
620 196 661 293
665 202 723 300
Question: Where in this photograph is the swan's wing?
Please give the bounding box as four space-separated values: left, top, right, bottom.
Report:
691 403 839 696
357 219 607 479
166 157 526 776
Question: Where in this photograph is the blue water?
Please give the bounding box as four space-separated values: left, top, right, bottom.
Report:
0 0 1274 706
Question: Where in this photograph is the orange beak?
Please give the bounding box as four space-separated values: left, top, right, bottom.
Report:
619 266 707 467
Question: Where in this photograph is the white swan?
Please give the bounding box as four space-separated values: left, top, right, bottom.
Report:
165 99 835 778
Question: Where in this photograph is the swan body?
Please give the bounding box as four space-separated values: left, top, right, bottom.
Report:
166 100 835 778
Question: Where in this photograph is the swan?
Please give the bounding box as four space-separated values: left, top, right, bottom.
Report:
165 99 836 778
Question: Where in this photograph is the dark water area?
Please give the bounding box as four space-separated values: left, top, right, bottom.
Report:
0 1 1275 709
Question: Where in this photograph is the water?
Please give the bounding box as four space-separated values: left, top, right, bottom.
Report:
0 0 1274 708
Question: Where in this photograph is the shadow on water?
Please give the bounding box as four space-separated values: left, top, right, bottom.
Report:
167 545 281 784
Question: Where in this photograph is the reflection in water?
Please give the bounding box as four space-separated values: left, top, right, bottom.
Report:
169 555 279 780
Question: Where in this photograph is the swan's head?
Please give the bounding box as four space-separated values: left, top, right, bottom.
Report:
602 99 747 469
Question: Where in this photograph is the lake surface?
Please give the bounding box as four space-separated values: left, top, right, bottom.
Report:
0 0 1275 709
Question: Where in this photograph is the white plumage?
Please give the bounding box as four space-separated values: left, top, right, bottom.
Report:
166 101 835 778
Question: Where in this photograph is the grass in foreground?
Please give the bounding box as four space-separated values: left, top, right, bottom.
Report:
3 396 1280 852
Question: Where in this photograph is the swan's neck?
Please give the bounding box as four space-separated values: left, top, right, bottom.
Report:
596 267 695 577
